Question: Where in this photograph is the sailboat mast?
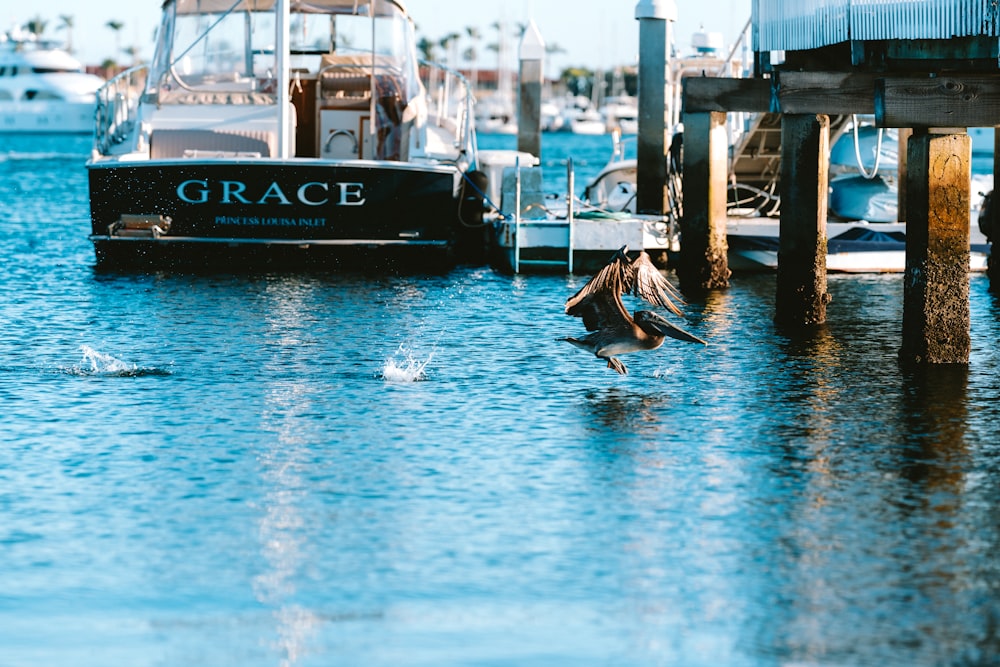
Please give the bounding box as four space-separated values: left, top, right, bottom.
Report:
276 0 292 158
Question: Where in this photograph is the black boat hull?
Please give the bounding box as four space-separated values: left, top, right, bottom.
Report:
88 160 476 269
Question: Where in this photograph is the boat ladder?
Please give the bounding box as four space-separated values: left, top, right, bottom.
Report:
512 158 576 273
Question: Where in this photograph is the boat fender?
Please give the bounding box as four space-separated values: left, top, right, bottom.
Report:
459 170 490 227
668 131 683 174
978 190 994 243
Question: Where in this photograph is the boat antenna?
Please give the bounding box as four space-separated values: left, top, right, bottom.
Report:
368 0 377 155
276 0 292 158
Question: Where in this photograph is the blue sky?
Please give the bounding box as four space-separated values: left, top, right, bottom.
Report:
11 0 753 71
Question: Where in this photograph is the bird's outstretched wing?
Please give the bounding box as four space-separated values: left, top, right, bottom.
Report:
564 245 630 314
565 288 630 332
634 310 708 345
624 251 685 317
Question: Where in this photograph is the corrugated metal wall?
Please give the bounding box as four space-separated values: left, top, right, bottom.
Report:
754 0 1000 52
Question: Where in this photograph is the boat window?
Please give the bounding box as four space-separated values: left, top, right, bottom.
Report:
32 67 83 75
0 90 12 101
333 12 406 60
24 90 65 101
153 0 421 103
174 9 274 81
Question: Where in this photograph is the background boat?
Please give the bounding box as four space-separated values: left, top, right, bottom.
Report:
0 28 104 133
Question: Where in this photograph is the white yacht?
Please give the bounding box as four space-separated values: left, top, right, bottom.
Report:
87 0 502 270
0 29 103 133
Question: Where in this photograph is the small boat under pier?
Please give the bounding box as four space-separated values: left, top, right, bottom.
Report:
480 148 672 274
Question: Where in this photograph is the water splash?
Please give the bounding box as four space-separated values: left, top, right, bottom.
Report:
68 345 172 377
380 345 433 383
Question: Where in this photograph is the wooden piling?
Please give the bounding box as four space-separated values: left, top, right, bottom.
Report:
517 21 545 159
635 2 670 215
678 111 731 290
774 114 831 327
897 128 911 222
900 128 971 365
990 129 1000 288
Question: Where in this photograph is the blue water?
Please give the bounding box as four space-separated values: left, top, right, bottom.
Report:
3 132 1000 667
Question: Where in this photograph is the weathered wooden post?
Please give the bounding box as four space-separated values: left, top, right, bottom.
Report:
679 110 731 289
990 129 1000 288
900 128 971 364
634 0 674 216
897 128 911 223
517 21 544 159
774 114 831 326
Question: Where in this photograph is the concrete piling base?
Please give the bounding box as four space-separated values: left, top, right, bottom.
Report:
900 129 971 365
679 111 731 291
775 114 831 327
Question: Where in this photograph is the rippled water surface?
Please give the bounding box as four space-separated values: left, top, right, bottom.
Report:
2 133 1000 666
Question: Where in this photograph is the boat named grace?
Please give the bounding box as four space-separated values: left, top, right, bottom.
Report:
87 0 498 270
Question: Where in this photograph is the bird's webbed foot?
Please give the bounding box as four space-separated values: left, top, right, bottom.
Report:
605 357 628 375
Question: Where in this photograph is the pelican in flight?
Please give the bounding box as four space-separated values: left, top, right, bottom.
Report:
560 245 707 375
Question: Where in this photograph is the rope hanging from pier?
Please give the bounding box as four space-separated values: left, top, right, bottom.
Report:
851 114 884 180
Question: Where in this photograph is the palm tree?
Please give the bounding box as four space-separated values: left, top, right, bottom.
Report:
106 20 125 64
438 32 460 68
57 15 75 53
464 26 481 91
123 45 141 66
24 16 47 38
545 42 565 82
489 21 514 107
416 36 437 62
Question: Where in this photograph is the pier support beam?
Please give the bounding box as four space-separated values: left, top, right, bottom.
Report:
897 128 911 222
517 21 544 159
990 129 1000 288
774 114 831 327
900 128 971 365
678 111 731 290
635 0 674 215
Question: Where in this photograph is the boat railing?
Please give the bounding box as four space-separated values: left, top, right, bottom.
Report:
419 59 475 157
94 65 148 154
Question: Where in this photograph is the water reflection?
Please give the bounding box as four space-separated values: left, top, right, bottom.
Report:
253 279 328 666
583 387 669 434
899 365 970 457
253 378 321 667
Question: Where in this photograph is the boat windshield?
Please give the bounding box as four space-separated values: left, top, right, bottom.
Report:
151 0 420 103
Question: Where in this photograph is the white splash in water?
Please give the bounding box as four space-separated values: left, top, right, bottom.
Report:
80 345 137 375
381 345 433 382
72 345 171 377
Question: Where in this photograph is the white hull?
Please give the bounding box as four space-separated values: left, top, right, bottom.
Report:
728 248 990 273
568 119 606 135
724 218 990 273
0 31 103 135
0 100 95 133
494 215 649 273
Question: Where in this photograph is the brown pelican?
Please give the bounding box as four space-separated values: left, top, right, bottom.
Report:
560 245 707 375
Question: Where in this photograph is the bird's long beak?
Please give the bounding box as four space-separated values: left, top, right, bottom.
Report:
641 311 708 345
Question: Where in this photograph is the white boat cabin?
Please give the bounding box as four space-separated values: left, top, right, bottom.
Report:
99 0 466 164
